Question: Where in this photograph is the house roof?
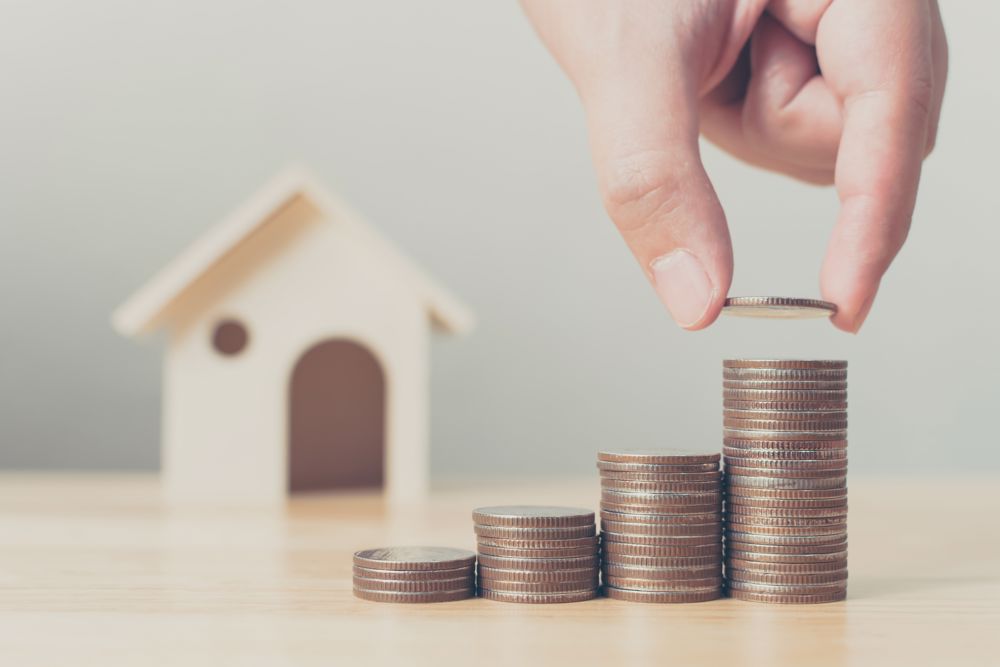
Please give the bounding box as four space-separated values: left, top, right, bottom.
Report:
112 165 474 337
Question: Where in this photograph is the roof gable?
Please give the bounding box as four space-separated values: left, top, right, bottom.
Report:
112 166 474 337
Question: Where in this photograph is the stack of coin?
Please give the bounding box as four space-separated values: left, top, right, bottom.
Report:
352 546 477 603
722 359 848 604
597 449 724 603
473 506 599 603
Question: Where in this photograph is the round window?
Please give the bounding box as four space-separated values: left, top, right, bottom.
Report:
211 319 249 356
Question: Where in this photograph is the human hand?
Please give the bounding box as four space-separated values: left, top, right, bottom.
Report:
521 0 947 332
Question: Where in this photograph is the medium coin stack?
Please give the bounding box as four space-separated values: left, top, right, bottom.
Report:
597 449 724 603
353 546 477 603
722 359 848 604
473 506 599 603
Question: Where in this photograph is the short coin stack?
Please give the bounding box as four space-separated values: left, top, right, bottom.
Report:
353 546 477 603
722 359 848 604
597 449 724 603
473 506 599 603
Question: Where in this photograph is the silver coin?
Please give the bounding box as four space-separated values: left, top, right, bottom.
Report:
353 546 477 571
472 505 594 528
597 448 720 465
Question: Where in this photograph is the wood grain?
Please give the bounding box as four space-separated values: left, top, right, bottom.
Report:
0 473 996 666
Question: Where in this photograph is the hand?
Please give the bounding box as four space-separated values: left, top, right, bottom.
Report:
521 0 947 332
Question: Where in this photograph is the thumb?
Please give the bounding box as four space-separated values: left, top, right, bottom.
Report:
581 55 733 330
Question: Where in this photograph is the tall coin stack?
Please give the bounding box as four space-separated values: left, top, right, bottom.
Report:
353 546 477 603
722 359 849 604
473 506 600 603
597 449 724 603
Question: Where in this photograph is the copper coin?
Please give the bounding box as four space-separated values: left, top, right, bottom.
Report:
598 448 720 465
474 524 596 540
600 509 721 524
725 475 846 490
724 465 847 479
352 576 475 593
601 489 723 504
472 506 594 528
726 533 847 548
725 550 847 564
726 505 847 518
725 429 847 442
476 536 598 552
601 553 722 569
476 578 599 593
723 446 846 460
724 417 848 431
724 410 848 423
599 470 723 482
722 298 837 319
724 359 846 370
602 563 722 579
723 367 847 380
725 437 847 449
726 522 847 536
601 479 722 493
723 457 848 471
722 377 847 392
353 546 476 571
725 540 847 555
352 565 474 581
476 554 599 570
727 579 846 595
602 541 721 557
723 398 848 410
602 501 721 515
478 588 597 604
728 588 846 604
601 524 721 539
726 569 847 585
604 586 721 603
725 497 848 511
604 576 723 591
476 543 597 559
353 587 473 603
477 565 598 583
600 520 722 537
725 486 847 499
726 557 847 573
597 461 720 473
723 389 848 402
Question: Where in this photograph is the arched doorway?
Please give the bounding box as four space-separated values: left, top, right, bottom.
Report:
288 339 385 493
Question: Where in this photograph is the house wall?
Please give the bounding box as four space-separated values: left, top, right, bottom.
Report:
159 196 429 506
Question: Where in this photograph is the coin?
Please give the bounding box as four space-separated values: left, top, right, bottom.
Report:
477 565 598 582
601 553 722 569
476 543 597 559
726 475 846 489
726 531 847 546
723 399 848 411
724 429 848 442
353 588 473 603
722 446 846 460
475 579 599 593
723 417 848 431
601 479 722 493
602 501 722 515
724 358 846 370
352 565 474 581
602 562 722 579
600 510 722 524
601 524 721 539
352 576 475 593
597 461 720 473
725 540 847 555
724 409 848 422
476 553 599 570
725 486 847 500
478 588 597 604
725 557 848 573
722 297 837 319
597 448 721 465
726 579 846 594
600 470 724 482
353 546 477 571
723 457 848 470
604 576 723 591
726 522 847 536
723 367 848 380
725 466 847 479
726 506 847 518
726 569 847 585
724 438 847 450
601 541 721 557
474 524 596 540
601 489 723 504
472 505 595 528
728 589 846 604
725 549 847 564
604 587 721 603
723 389 848 402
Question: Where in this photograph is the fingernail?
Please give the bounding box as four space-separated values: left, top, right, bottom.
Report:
651 249 716 329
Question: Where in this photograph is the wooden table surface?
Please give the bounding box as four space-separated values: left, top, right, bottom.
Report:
1 473 996 666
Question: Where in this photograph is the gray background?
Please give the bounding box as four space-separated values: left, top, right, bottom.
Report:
2 2 997 478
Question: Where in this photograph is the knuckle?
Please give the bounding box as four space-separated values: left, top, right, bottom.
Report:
601 151 685 234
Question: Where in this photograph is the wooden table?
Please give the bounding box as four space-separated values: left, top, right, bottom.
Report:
1 474 996 666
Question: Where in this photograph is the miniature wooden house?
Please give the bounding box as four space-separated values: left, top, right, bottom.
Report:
113 166 473 506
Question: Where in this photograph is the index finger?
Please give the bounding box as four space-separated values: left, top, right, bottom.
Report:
816 0 934 332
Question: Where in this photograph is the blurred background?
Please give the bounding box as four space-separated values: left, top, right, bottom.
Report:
1 1 997 480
